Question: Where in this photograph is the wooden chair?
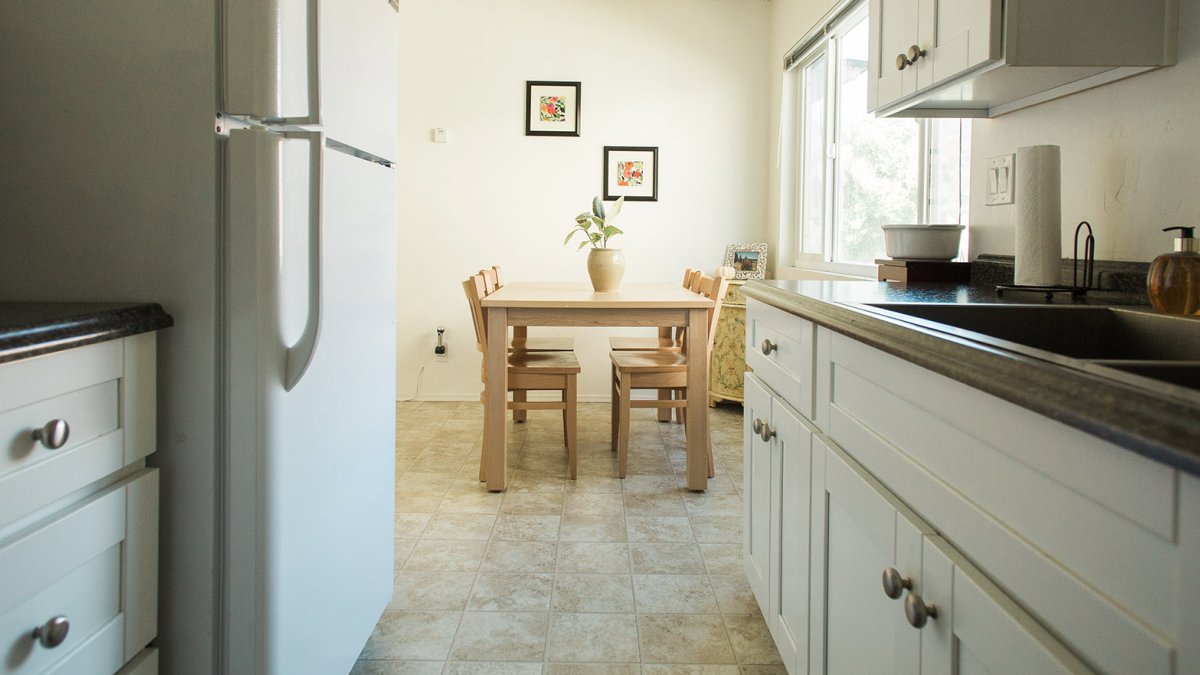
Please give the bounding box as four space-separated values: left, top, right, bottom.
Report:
464 273 580 480
608 268 700 423
609 273 729 479
484 266 575 421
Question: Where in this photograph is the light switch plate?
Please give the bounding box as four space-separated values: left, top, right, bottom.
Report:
986 154 1014 206
432 128 448 143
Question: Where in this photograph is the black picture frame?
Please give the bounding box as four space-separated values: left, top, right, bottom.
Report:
525 81 581 137
603 146 658 202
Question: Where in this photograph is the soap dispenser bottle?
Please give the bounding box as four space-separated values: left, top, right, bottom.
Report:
1147 226 1200 315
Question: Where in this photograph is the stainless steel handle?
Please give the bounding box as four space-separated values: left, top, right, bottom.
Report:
279 0 322 125
32 616 69 648
904 592 938 628
32 419 70 450
283 130 324 391
881 567 912 600
760 339 777 356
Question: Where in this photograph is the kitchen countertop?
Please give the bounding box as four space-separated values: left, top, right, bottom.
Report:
743 279 1200 477
0 302 174 364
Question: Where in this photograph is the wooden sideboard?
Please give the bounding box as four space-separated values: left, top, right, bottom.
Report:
709 279 748 405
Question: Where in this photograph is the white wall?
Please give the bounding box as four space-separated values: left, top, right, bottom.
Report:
969 1 1200 262
396 0 770 401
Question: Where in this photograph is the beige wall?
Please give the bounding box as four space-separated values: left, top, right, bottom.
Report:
969 1 1200 263
396 0 770 400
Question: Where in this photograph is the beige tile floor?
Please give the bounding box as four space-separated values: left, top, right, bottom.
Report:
354 400 782 675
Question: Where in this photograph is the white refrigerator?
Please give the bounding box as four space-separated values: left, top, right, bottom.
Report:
0 0 399 673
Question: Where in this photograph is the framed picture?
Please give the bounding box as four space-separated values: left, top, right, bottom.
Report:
724 243 768 280
526 81 581 137
603 146 658 202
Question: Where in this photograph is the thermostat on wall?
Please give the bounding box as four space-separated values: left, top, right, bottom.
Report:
431 128 448 143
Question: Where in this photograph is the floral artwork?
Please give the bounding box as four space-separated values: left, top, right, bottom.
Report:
617 161 644 187
539 95 566 122
603 146 658 202
526 81 580 136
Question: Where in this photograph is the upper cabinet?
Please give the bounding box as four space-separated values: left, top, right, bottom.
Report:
868 0 1178 117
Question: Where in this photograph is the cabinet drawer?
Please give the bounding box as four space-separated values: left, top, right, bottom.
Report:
0 469 157 674
746 300 815 418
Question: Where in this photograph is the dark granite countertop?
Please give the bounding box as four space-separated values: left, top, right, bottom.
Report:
0 302 173 364
743 279 1200 477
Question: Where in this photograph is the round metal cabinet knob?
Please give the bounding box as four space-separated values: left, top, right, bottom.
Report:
760 339 778 356
904 592 938 628
907 45 927 64
752 418 765 436
759 423 776 443
881 567 912 599
32 615 70 649
32 419 70 450
896 53 910 71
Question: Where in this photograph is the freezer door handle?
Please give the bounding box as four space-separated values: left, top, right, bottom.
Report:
278 0 322 125
283 130 324 391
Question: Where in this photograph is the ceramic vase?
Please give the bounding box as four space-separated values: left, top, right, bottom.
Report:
587 248 625 292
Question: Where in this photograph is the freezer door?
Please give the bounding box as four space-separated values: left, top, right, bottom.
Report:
225 128 397 675
224 0 398 159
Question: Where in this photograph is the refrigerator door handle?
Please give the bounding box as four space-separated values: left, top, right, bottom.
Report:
278 0 322 125
283 130 323 391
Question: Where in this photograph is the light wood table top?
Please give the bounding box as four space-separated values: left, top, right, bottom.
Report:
482 282 714 309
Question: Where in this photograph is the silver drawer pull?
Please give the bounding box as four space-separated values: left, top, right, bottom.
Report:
881 567 912 599
32 419 70 450
751 418 775 443
904 592 937 628
752 418 765 436
32 615 70 648
760 339 777 356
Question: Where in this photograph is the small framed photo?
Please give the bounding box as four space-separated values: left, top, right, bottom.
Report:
603 146 658 202
724 243 768 280
526 81 581 137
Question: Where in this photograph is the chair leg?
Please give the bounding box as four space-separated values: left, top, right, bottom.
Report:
513 390 527 423
674 388 685 424
561 389 568 444
610 363 619 453
617 374 632 478
565 375 578 480
479 403 488 482
657 388 672 422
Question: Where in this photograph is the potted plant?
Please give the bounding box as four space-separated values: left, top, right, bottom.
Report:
565 195 626 291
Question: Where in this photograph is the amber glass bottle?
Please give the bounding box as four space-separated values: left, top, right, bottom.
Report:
1147 226 1200 315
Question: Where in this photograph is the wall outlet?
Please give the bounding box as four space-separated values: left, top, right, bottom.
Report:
434 327 448 362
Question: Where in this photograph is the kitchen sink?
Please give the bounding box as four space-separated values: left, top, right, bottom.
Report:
865 303 1200 392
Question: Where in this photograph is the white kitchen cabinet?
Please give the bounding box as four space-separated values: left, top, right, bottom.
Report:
0 332 161 675
868 0 1177 117
745 373 814 675
809 436 927 675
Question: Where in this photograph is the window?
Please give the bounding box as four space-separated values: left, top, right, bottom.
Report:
789 3 970 274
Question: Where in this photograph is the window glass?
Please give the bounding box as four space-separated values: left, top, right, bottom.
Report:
800 54 827 255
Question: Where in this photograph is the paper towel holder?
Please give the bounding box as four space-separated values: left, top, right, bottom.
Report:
996 221 1096 301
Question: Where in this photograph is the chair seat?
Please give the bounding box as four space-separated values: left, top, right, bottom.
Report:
608 336 682 352
511 336 575 352
610 350 688 373
509 350 582 374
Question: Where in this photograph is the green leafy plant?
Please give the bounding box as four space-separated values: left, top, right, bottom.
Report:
564 196 625 250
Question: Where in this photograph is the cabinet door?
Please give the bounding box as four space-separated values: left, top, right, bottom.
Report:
869 0 920 110
917 536 1090 674
767 398 811 674
810 438 927 674
744 374 773 608
916 0 1001 90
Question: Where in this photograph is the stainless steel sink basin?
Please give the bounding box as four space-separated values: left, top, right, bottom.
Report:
867 304 1200 360
865 304 1200 392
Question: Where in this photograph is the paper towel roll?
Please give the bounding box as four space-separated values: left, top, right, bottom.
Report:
1014 145 1062 286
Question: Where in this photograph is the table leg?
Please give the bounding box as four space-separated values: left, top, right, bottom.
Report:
685 307 709 491
485 307 509 491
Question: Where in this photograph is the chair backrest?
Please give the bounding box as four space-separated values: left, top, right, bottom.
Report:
694 273 730 357
463 273 489 354
480 267 500 294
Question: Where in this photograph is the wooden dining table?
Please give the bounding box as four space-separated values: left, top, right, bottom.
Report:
480 282 716 492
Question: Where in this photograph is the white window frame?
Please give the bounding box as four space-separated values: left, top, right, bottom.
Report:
785 2 969 277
